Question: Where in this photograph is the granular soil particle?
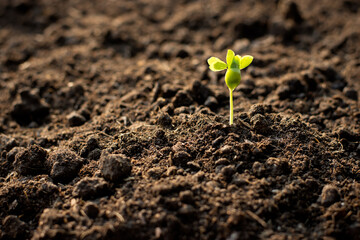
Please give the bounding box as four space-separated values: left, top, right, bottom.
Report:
0 0 360 239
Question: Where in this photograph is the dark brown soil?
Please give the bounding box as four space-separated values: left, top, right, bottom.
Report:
1 0 360 239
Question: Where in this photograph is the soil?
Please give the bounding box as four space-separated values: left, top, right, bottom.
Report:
0 0 360 239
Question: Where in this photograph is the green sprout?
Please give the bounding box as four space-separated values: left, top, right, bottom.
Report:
207 49 253 125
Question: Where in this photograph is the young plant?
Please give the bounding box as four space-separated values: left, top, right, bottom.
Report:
207 49 253 125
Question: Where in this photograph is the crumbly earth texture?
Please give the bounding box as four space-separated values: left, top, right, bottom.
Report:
0 0 360 239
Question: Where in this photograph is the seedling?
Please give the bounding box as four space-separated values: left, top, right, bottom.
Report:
207 49 253 125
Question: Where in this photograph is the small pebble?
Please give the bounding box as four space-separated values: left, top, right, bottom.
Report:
320 184 340 206
179 190 194 204
217 145 233 155
252 161 265 178
220 165 235 182
187 161 201 171
67 111 86 127
215 158 230 166
343 87 358 100
84 202 99 218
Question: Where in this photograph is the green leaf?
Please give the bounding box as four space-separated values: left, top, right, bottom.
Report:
226 49 235 67
234 55 241 68
240 55 254 69
207 57 227 71
210 62 228 71
207 57 219 65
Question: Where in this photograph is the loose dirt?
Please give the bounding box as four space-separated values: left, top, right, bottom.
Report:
0 0 360 239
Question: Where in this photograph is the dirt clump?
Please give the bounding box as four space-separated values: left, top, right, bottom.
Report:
100 154 132 183
0 0 360 239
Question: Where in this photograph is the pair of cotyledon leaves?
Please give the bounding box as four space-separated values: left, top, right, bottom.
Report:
207 49 253 72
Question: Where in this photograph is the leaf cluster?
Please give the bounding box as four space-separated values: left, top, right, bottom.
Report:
207 49 253 72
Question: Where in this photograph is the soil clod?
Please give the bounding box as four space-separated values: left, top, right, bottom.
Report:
67 111 86 127
72 177 109 199
10 89 50 126
48 149 83 183
100 154 132 183
0 1 359 239
13 145 49 176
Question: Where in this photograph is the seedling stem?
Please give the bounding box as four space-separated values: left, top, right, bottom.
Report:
229 89 233 125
